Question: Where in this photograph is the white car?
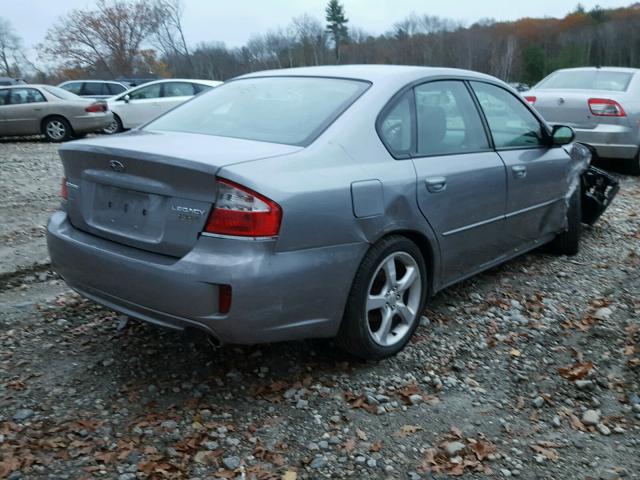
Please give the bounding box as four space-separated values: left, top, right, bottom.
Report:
104 79 221 134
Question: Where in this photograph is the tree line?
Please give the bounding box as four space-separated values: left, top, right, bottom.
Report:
2 0 640 86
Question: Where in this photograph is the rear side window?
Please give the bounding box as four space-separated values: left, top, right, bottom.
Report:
471 82 544 149
163 82 195 97
61 82 82 94
128 83 162 100
536 70 633 92
0 90 9 105
379 92 413 155
82 82 108 96
146 77 370 146
415 81 489 156
108 83 127 95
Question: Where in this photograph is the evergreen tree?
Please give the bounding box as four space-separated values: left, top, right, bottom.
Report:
325 0 349 63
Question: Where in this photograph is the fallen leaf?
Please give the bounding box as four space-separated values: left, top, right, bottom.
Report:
393 425 423 438
356 428 368 441
530 444 560 461
282 471 297 480
558 361 593 381
470 440 496 461
510 348 521 357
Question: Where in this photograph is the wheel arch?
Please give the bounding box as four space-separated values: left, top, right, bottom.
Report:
40 114 73 134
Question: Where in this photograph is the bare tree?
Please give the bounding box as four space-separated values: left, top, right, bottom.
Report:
154 0 194 75
41 0 163 77
0 18 22 77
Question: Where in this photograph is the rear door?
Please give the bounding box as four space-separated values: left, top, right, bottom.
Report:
3 87 47 135
470 81 571 252
408 80 508 283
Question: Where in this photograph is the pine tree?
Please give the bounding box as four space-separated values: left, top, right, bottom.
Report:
325 0 349 63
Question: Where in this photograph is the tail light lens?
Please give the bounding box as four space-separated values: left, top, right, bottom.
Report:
524 96 537 105
85 102 108 113
61 177 68 199
204 178 282 237
588 98 626 117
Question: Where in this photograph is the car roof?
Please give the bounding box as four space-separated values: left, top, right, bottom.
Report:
59 80 126 85
130 78 222 87
551 66 640 74
237 64 499 85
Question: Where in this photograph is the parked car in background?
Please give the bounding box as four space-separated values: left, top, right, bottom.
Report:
103 79 222 134
0 85 112 142
0 77 26 86
509 82 530 92
46 65 615 360
58 80 129 99
525 67 640 174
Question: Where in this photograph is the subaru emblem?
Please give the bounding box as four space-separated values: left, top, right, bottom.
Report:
109 160 125 172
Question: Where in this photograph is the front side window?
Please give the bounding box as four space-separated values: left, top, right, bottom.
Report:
60 82 82 94
471 82 544 149
128 83 162 100
146 77 369 146
379 92 413 155
415 81 489 156
163 82 195 97
8 88 46 105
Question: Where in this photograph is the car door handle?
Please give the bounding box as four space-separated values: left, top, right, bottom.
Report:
425 177 447 193
512 165 527 179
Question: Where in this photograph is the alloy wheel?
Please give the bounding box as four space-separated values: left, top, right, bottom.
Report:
46 120 66 140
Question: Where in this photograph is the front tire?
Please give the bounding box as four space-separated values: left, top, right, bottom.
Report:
548 186 581 255
337 236 428 360
42 117 72 142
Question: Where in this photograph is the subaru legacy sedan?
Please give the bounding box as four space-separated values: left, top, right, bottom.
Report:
525 67 640 174
48 65 599 359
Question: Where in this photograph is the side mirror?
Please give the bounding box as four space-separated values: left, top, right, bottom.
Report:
551 125 575 146
123 94 131 103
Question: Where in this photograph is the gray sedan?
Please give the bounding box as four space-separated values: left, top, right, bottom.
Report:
0 85 113 142
525 67 640 174
47 65 611 359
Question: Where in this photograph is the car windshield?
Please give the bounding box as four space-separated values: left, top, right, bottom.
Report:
536 70 633 92
145 77 370 145
43 86 82 100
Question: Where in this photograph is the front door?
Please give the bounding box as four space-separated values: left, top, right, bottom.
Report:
410 80 508 284
470 82 571 252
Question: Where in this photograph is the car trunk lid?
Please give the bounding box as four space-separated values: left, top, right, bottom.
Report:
529 90 631 129
60 130 301 257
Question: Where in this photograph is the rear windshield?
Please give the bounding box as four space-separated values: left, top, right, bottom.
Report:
145 77 370 145
536 70 633 92
43 86 81 100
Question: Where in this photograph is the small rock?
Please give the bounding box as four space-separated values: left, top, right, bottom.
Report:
501 469 512 478
552 416 562 428
160 420 178 430
593 307 612 320
419 316 430 326
310 456 326 469
575 380 595 391
444 441 466 457
600 469 625 480
7 472 22 480
222 456 241 470
582 409 601 426
355 456 366 465
367 458 377 468
597 423 611 436
12 409 34 422
532 396 544 409
409 394 422 405
119 474 136 480
632 404 640 414
296 399 309 409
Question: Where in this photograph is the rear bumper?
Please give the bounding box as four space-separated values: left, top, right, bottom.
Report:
47 211 367 344
70 112 113 134
573 123 639 159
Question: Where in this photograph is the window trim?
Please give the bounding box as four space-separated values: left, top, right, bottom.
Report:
468 80 554 151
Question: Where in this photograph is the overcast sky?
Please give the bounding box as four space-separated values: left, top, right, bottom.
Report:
3 0 634 55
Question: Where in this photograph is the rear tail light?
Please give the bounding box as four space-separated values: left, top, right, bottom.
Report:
204 178 282 237
85 102 108 113
588 98 626 117
524 96 537 105
61 177 68 199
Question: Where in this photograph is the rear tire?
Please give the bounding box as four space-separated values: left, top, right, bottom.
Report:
548 186 581 256
337 236 428 360
42 117 72 142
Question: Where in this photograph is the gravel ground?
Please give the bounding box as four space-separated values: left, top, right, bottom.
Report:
0 140 639 480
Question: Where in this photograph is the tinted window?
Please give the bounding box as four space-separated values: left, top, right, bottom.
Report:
60 82 82 94
0 89 8 105
128 83 161 100
536 70 633 92
163 82 195 97
108 83 126 95
471 82 544 149
415 81 489 156
82 82 108 96
8 88 46 104
146 77 369 146
379 92 412 155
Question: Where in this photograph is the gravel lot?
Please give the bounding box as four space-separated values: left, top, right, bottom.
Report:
1 140 639 480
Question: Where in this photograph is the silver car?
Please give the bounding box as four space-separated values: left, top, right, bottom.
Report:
526 67 640 174
0 85 113 142
47 65 607 359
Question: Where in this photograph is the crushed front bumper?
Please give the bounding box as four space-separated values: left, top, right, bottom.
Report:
581 166 620 225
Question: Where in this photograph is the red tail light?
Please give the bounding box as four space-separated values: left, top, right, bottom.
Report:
61 177 68 199
588 98 626 117
524 96 537 105
204 178 282 237
85 103 108 113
